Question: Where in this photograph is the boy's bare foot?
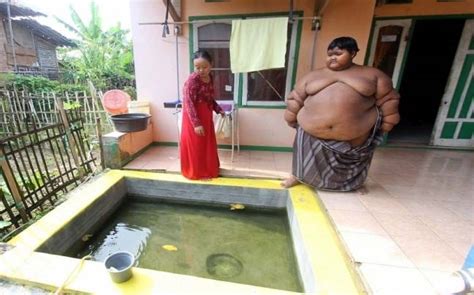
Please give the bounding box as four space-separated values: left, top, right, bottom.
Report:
280 175 299 188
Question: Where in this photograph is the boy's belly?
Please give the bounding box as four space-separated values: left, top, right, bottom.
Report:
297 82 378 141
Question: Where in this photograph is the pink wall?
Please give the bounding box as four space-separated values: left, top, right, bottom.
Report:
129 0 375 147
130 0 186 144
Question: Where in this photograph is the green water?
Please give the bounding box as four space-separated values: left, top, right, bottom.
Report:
75 199 302 292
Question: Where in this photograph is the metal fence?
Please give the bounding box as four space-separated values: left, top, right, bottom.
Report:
0 89 110 237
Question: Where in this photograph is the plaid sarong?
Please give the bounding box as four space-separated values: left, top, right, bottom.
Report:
292 109 384 191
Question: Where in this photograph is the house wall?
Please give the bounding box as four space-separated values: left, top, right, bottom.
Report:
0 18 9 72
312 0 376 69
0 18 59 73
375 0 474 17
35 37 59 70
3 22 38 70
130 0 376 148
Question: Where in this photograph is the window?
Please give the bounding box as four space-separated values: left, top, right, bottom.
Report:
195 23 234 101
193 15 300 106
243 21 297 106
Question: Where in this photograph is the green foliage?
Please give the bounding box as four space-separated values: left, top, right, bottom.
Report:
0 171 48 200
123 86 137 100
0 1 136 96
0 179 11 200
23 171 46 192
0 220 11 230
64 101 82 110
56 1 135 91
12 75 58 92
0 73 87 94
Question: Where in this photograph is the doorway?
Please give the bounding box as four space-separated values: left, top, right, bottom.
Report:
387 18 466 145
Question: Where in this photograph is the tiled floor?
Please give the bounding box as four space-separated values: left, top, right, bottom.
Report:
125 146 474 295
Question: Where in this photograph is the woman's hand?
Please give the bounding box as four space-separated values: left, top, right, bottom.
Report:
194 126 205 136
219 111 225 117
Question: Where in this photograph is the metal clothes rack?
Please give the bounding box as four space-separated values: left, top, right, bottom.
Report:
174 102 239 162
219 103 240 162
139 16 321 26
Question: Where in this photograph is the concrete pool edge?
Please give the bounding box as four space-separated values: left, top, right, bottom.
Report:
0 170 364 294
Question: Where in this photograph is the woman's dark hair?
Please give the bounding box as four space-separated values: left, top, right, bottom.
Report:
193 50 212 63
327 37 360 53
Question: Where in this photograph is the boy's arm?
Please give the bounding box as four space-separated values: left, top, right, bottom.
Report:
375 73 400 133
284 76 309 128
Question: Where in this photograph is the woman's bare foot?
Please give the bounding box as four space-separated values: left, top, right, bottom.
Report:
280 175 299 188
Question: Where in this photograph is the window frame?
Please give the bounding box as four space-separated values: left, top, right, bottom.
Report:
190 12 302 108
242 18 299 107
192 21 239 104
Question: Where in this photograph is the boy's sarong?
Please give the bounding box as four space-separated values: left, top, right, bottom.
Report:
292 109 384 191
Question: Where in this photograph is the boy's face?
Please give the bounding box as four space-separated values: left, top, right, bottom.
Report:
326 47 356 71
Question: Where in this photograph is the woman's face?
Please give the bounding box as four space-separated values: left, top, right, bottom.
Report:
326 47 355 71
193 57 212 79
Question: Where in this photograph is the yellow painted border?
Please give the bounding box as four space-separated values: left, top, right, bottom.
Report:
0 170 363 294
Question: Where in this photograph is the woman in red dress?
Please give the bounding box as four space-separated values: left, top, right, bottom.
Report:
180 50 224 180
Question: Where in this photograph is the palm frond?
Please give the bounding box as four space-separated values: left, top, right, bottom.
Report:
53 15 84 39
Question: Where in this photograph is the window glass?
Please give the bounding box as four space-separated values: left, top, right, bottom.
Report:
246 24 292 102
197 23 233 101
195 17 299 106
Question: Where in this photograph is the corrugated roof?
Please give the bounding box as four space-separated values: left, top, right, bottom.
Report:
11 18 75 47
0 2 45 17
0 2 74 47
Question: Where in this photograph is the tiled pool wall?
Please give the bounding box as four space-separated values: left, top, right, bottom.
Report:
38 179 128 256
38 177 313 290
0 170 362 294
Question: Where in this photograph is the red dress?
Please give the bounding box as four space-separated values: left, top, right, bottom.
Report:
180 73 223 180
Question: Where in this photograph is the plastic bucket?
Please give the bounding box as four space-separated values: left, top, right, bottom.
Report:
104 251 135 283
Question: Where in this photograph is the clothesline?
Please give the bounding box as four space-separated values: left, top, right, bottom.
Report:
139 16 320 26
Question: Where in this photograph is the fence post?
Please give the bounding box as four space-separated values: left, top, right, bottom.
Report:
54 95 85 178
96 117 105 170
0 148 28 223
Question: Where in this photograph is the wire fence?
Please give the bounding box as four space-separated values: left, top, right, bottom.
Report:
0 89 113 138
0 89 113 239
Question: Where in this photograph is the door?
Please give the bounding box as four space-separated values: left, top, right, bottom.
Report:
368 19 412 89
432 20 474 147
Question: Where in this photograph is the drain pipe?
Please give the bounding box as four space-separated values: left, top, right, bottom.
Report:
309 18 320 71
289 0 294 21
310 0 329 70
174 25 181 154
174 25 181 101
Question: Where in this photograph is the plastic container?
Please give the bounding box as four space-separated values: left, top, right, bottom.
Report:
128 100 150 115
102 90 130 115
110 113 151 133
104 251 135 283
